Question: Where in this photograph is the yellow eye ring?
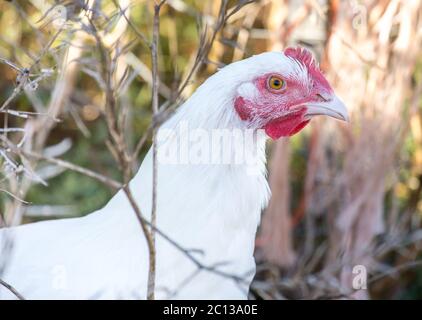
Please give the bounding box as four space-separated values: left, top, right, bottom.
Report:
268 76 285 91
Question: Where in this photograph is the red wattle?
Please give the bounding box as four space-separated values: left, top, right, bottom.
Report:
264 115 309 139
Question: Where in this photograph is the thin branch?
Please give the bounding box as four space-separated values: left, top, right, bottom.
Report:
86 11 158 300
0 137 122 189
0 278 25 300
122 185 156 299
146 0 166 300
0 188 30 204
24 151 123 189
112 0 150 46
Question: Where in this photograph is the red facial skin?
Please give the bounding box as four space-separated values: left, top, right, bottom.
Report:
234 48 333 139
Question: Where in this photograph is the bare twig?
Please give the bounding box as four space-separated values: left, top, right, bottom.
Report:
22 150 123 190
146 0 166 300
0 278 25 300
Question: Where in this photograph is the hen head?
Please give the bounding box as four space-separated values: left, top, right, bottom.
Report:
232 47 348 139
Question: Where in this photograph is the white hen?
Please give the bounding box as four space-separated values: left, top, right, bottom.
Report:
0 48 347 299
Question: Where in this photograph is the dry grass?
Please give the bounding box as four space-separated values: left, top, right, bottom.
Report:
256 0 422 300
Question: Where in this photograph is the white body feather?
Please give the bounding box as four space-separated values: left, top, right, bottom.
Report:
0 52 298 299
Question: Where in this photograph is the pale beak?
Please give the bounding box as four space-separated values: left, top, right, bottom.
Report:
305 95 349 122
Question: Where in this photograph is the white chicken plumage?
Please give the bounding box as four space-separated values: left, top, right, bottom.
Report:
0 50 347 299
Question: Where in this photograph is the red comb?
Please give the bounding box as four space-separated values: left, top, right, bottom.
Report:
284 47 318 69
284 47 331 92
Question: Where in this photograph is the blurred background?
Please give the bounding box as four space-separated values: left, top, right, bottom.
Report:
0 0 421 299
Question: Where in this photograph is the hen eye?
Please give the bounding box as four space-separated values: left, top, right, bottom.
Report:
268 76 285 91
